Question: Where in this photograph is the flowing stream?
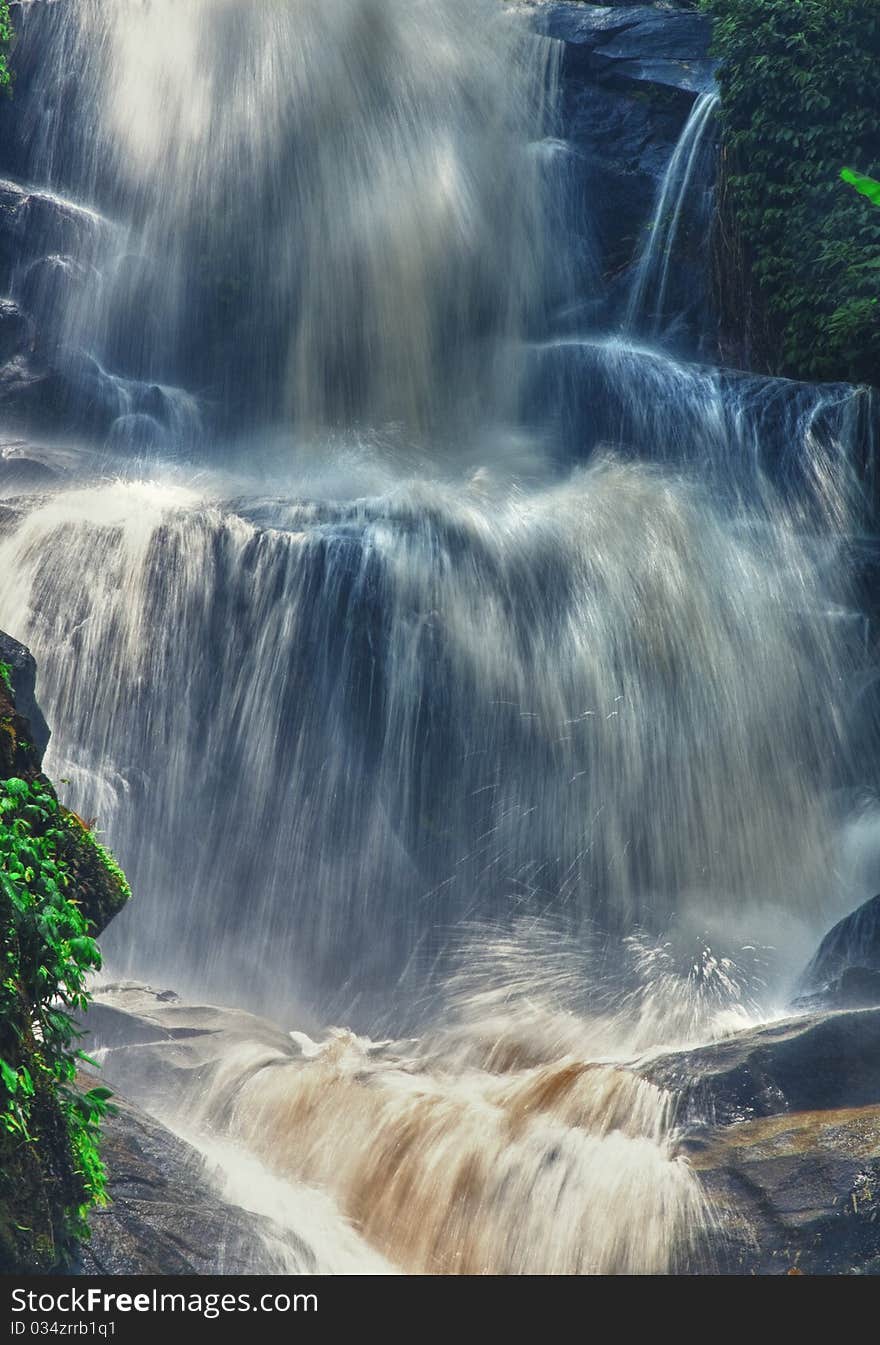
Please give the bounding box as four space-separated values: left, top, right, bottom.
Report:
1 0 878 1274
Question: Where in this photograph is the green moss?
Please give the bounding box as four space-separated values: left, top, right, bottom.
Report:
703 0 880 384
57 814 132 935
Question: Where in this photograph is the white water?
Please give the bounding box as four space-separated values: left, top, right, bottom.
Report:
0 455 858 1017
625 91 720 337
25 0 560 434
1 0 878 1275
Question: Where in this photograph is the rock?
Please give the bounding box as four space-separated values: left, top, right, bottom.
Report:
0 349 127 438
531 3 715 96
0 299 32 362
0 439 61 495
0 628 50 763
75 1087 313 1275
80 983 302 1117
523 4 716 323
642 1008 880 1127
636 1004 880 1271
0 178 111 293
17 254 95 353
693 1105 880 1274
524 339 867 480
798 894 880 999
793 966 880 1014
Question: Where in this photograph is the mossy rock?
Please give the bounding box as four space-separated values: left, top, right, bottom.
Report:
56 811 131 937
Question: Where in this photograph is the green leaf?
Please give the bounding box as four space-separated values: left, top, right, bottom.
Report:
0 1058 19 1094
841 167 880 208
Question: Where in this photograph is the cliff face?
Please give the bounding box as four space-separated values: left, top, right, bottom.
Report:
0 629 129 1271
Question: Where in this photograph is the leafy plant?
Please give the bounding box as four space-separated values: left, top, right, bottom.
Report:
0 775 122 1265
842 167 880 208
704 0 880 384
0 2 11 90
0 663 11 693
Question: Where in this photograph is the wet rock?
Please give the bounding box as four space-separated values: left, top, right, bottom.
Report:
793 967 880 1014
18 254 95 352
526 4 716 323
0 440 61 495
638 1003 880 1271
0 299 32 362
79 983 302 1118
693 1105 880 1275
0 178 110 291
0 348 126 438
524 338 866 476
532 4 715 96
798 894 880 1001
643 1008 880 1127
76 1088 313 1275
0 628 50 762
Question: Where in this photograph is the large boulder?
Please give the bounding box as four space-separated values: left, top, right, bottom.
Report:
0 178 112 296
79 983 304 1117
693 1104 880 1274
638 1007 880 1272
796 894 880 1010
523 337 870 485
643 1008 880 1127
76 1087 311 1275
0 628 50 761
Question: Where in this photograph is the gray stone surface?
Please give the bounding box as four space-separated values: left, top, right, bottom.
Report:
0 626 50 757
692 1106 880 1275
76 1089 314 1275
644 1008 880 1127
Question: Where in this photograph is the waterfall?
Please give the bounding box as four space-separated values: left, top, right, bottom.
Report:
0 453 861 1019
1 0 878 1276
624 91 720 342
11 0 561 436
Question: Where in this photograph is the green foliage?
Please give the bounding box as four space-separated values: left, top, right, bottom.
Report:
0 776 120 1267
0 663 10 694
0 2 11 90
705 0 880 384
842 167 880 209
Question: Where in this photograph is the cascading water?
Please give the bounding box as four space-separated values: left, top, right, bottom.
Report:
624 91 720 343
1 0 878 1274
0 457 860 1018
14 0 559 435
